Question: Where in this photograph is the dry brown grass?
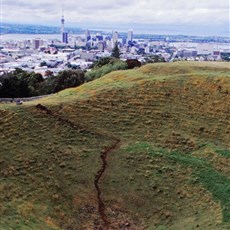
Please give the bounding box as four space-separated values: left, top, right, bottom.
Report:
0 62 230 229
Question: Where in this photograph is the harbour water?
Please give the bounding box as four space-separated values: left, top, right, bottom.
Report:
0 34 83 42
0 34 229 51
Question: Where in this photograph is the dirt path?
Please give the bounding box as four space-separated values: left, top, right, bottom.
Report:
36 104 120 229
94 138 120 229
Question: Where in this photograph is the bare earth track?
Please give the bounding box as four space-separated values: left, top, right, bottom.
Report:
36 103 121 229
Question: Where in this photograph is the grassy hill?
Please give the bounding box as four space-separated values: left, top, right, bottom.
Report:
0 62 230 230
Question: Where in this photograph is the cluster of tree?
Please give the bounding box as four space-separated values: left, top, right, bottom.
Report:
65 62 81 70
0 68 43 98
40 61 62 68
0 69 85 98
144 55 166 63
221 52 230 62
85 57 128 82
111 42 121 59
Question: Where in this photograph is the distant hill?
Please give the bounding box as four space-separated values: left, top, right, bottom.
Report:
0 23 84 35
0 62 230 229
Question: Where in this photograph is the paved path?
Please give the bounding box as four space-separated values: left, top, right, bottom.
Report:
0 94 53 103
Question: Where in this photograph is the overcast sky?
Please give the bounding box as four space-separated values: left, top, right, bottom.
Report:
1 0 230 36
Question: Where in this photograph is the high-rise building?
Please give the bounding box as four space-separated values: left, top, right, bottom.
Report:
127 29 133 44
32 38 43 50
145 45 150 54
85 29 91 41
112 31 119 43
112 31 119 48
62 32 68 44
98 41 105 51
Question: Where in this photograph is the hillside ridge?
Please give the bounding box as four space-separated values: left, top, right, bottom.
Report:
0 62 229 229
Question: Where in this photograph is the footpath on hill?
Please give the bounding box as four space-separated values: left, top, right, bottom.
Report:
36 103 121 230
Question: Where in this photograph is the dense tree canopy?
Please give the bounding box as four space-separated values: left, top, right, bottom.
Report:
145 55 166 63
0 69 85 98
85 59 128 82
221 52 230 62
91 57 113 68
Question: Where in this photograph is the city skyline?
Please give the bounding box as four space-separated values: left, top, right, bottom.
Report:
1 0 230 36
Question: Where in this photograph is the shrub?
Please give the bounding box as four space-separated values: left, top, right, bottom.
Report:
85 60 128 82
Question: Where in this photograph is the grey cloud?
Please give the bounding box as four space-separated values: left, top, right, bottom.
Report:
2 0 229 36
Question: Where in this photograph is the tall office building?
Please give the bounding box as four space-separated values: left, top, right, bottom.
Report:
98 41 105 51
62 32 68 44
112 31 119 43
32 38 43 50
127 29 133 44
85 29 91 41
112 31 119 48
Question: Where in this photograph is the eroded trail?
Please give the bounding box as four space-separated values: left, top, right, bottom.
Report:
94 138 120 229
36 104 120 229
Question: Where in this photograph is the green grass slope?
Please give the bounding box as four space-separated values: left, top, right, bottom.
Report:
0 62 230 229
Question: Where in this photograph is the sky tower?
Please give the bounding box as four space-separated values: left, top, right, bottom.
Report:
61 8 68 43
61 8 65 34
